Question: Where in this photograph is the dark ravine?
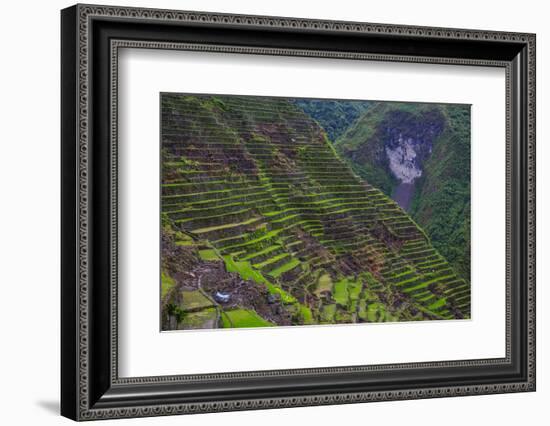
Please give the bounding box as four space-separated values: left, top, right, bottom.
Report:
160 94 470 330
392 183 415 211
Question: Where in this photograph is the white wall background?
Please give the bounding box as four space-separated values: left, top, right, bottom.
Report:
0 0 546 424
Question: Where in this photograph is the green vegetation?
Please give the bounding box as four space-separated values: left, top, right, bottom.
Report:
223 255 296 304
160 94 470 330
161 271 175 299
366 302 395 323
333 279 349 306
409 106 471 280
333 277 363 308
268 258 300 278
335 102 471 281
181 308 218 329
180 290 214 311
292 99 371 141
334 103 397 194
299 305 314 324
315 273 333 296
198 249 220 261
221 309 274 328
320 304 337 323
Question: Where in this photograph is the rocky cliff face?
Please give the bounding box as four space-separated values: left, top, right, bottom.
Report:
385 136 424 184
160 94 470 330
382 109 443 184
345 108 444 193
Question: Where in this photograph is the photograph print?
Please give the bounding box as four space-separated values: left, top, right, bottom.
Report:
160 93 471 331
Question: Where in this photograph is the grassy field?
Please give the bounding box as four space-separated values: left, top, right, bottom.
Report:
221 309 274 328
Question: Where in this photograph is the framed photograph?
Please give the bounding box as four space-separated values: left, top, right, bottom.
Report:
61 4 536 421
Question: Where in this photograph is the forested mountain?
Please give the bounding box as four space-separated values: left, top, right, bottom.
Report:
292 98 371 141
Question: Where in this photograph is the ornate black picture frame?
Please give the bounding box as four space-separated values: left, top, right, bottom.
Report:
61 4 536 421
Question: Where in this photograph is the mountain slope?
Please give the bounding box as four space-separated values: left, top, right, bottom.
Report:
334 102 471 281
160 94 470 330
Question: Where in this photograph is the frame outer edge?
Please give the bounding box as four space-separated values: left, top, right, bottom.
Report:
527 33 536 390
61 4 80 422
77 2 89 420
67 4 536 421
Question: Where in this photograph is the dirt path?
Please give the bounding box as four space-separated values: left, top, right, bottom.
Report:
392 182 415 211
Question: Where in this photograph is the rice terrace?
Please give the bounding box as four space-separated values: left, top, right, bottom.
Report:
160 93 471 330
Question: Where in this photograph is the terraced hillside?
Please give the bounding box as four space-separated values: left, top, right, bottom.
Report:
334 102 471 281
160 94 470 330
